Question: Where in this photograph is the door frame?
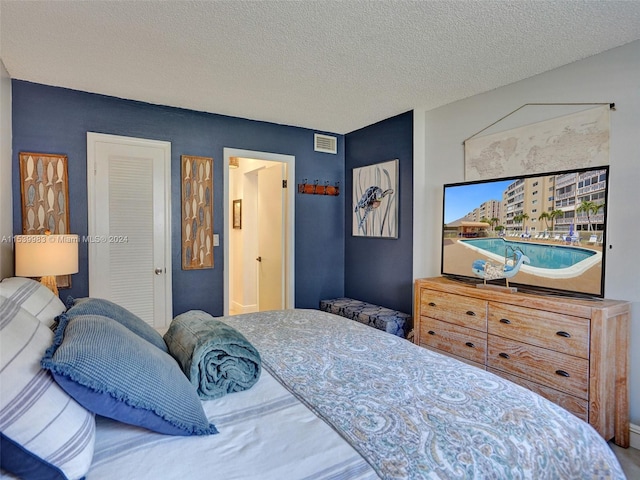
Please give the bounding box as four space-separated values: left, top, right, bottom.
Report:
223 148 295 315
87 132 173 327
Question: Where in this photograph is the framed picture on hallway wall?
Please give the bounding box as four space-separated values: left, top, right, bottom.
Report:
19 151 72 288
233 199 242 229
352 159 398 238
181 155 213 270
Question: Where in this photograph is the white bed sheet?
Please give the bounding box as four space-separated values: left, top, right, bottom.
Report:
85 369 377 480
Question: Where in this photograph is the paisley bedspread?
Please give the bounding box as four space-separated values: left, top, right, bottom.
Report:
222 309 624 480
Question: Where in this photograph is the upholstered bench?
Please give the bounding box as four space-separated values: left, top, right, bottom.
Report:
319 297 412 338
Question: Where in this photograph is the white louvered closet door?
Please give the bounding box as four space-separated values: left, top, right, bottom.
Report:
87 133 172 328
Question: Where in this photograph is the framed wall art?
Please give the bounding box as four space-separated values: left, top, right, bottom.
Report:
181 155 214 270
19 152 72 288
352 159 398 238
233 199 242 229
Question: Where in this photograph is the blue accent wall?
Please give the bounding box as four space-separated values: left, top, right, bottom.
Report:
11 81 345 315
344 111 413 314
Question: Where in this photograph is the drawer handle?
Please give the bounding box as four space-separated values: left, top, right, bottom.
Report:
499 318 511 324
466 311 476 317
428 302 436 307
465 342 475 348
555 370 571 378
498 352 510 359
428 330 436 335
556 331 571 338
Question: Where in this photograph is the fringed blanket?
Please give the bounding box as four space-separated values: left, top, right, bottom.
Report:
164 310 261 400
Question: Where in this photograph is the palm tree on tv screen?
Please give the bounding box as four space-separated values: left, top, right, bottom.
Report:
577 200 605 231
538 211 551 231
549 209 564 233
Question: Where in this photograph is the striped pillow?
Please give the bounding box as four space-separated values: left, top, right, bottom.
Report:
0 296 95 480
0 277 66 327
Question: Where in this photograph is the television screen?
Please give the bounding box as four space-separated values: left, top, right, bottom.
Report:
441 166 608 297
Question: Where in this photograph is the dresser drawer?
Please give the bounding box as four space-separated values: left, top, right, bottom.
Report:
419 317 487 364
488 303 589 359
487 336 589 399
424 345 486 371
420 290 487 331
487 368 588 422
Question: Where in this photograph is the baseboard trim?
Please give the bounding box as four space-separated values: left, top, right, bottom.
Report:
242 304 258 314
230 301 258 315
630 423 640 450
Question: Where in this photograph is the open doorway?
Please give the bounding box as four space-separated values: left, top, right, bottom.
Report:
223 148 295 315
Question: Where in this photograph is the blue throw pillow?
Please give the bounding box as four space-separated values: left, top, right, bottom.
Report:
41 313 217 436
65 297 168 352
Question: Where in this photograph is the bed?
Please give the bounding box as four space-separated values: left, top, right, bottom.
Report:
0 278 625 479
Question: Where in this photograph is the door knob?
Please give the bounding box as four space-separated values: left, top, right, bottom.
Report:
155 268 163 275
256 256 262 262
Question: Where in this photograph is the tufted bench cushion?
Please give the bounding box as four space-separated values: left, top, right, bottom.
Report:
319 297 412 338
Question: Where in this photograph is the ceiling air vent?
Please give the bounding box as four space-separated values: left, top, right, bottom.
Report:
314 133 337 154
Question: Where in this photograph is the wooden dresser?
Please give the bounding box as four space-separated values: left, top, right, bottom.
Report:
413 276 631 447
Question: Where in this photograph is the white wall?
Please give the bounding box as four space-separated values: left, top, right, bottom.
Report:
0 59 13 279
229 158 269 313
414 40 640 426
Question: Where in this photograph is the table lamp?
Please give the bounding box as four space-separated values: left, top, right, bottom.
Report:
15 233 79 296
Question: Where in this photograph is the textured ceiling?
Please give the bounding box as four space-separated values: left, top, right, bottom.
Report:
1 1 639 134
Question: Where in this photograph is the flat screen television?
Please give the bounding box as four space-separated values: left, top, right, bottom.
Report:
441 166 609 298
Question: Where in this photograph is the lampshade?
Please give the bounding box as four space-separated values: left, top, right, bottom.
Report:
15 234 79 284
229 157 239 169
